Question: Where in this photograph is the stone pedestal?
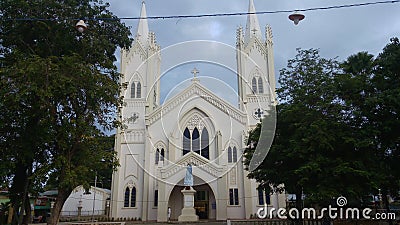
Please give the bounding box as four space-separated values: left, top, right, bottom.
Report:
178 187 199 222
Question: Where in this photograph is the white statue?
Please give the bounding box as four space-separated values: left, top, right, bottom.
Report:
183 164 193 186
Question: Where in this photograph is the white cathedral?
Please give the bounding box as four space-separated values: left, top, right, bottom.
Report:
110 0 286 222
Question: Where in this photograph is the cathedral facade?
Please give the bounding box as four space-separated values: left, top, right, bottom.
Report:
110 0 285 222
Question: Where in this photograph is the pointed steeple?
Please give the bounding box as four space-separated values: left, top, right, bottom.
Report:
245 0 262 43
136 1 149 45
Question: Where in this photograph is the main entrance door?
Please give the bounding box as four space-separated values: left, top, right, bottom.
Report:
168 179 216 220
194 190 208 219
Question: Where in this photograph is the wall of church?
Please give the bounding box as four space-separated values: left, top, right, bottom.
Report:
147 96 245 162
145 176 159 221
111 141 145 219
227 205 245 219
111 0 284 220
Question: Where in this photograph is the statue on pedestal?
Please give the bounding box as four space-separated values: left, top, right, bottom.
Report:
178 164 199 221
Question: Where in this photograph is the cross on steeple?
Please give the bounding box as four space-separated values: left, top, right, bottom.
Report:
191 67 200 82
191 67 199 78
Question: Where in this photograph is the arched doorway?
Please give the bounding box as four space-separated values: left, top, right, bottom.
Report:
168 177 216 220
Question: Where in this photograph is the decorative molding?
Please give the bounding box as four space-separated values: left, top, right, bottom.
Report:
154 141 166 151
236 26 244 47
146 83 246 126
121 129 145 144
265 25 273 47
229 166 237 186
244 37 268 59
123 99 147 108
186 114 205 131
246 95 270 104
129 40 147 62
160 152 224 179
122 113 139 129
126 179 136 189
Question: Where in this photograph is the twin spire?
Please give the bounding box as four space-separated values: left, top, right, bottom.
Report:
135 0 263 43
136 1 149 45
245 0 262 43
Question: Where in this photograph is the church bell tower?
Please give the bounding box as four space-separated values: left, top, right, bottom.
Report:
111 1 160 220
236 0 276 127
120 1 161 114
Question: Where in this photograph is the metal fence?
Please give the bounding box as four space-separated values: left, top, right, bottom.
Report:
61 210 106 217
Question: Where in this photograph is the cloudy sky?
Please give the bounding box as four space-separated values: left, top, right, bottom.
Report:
107 0 400 104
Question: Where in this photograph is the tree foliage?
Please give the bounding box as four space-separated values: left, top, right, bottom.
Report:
339 38 400 200
0 1 131 224
245 41 400 211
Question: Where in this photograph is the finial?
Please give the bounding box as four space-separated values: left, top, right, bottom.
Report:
191 68 200 82
191 67 199 77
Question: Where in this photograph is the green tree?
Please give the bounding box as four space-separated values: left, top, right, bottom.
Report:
0 1 131 225
340 38 400 205
244 49 376 214
372 38 400 198
336 38 400 225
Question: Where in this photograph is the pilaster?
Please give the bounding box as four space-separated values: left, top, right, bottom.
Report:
216 175 228 220
157 181 168 222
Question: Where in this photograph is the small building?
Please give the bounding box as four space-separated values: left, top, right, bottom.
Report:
61 186 110 217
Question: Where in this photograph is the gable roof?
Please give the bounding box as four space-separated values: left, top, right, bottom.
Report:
146 81 246 126
160 151 224 179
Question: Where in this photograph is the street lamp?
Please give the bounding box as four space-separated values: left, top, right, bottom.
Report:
75 20 87 33
288 12 305 25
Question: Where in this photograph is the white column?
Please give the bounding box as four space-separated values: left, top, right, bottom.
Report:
216 176 228 220
157 181 168 222
110 130 122 218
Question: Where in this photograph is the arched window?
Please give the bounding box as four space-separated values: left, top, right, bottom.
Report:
228 147 232 163
228 146 237 163
258 78 264 94
155 149 159 164
252 77 257 94
155 148 165 164
182 126 210 159
131 84 136 98
192 128 200 155
124 187 130 207
183 128 191 156
258 188 264 205
123 186 137 207
257 187 271 205
130 187 136 207
233 147 238 162
160 148 165 161
201 128 209 159
154 190 158 207
136 82 141 98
